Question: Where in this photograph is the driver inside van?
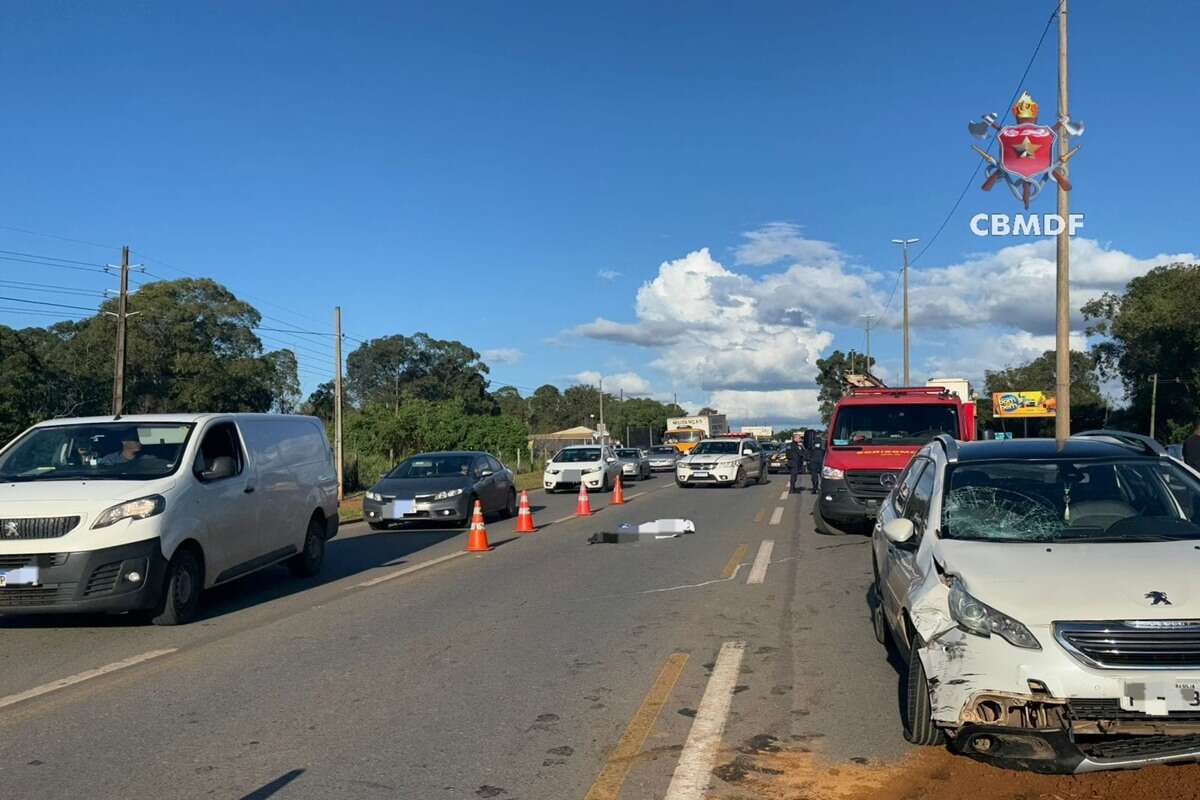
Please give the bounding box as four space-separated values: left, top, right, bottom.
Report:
99 432 145 465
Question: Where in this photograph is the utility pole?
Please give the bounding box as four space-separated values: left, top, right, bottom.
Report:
891 238 919 386
1149 373 1159 440
598 378 605 444
1054 0 1072 447
110 246 131 416
334 306 344 500
860 314 876 375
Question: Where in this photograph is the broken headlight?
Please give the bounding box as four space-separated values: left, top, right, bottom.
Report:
948 578 1040 650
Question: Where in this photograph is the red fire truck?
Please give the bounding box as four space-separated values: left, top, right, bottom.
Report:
816 386 976 533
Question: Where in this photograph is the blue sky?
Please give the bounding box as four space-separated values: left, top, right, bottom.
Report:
1 1 1196 425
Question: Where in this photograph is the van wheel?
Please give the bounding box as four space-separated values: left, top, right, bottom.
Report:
151 547 203 626
288 517 326 578
902 635 946 746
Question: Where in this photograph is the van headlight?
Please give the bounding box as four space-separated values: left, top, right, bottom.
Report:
821 465 844 480
92 495 166 529
948 578 1040 650
434 488 463 500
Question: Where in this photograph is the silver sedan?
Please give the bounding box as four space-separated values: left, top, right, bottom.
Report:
615 448 652 481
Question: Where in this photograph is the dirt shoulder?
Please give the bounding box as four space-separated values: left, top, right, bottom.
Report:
709 738 1200 800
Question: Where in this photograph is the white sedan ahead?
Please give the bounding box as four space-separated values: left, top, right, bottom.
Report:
543 445 621 493
675 438 765 488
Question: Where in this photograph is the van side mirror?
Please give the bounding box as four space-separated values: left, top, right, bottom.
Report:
200 456 236 482
883 518 916 544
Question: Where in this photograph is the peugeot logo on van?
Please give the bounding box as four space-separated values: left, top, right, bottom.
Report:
2 521 18 538
879 473 898 489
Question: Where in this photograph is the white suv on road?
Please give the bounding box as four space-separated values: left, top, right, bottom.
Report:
872 431 1200 773
543 445 621 493
675 438 765 488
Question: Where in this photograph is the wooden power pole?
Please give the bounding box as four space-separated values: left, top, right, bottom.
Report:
1054 0 1072 447
111 245 131 417
334 306 344 500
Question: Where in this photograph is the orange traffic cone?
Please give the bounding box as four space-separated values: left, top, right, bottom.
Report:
575 483 593 516
515 490 537 533
465 500 493 552
611 475 626 505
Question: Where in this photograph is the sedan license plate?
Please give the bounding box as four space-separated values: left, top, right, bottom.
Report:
390 499 414 517
0 566 38 587
692 471 709 478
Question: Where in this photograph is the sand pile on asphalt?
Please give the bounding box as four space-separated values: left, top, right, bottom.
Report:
712 745 1200 800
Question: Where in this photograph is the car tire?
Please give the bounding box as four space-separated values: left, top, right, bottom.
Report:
288 516 327 578
458 495 477 528
368 521 390 531
151 546 203 626
870 566 891 647
756 466 768 485
602 474 611 493
902 635 946 746
813 498 846 536
733 467 746 488
676 480 690 489
501 489 517 519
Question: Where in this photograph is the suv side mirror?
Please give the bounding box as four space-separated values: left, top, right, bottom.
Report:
200 455 236 482
883 518 915 544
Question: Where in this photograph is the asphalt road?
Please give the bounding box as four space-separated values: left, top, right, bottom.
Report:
0 474 914 799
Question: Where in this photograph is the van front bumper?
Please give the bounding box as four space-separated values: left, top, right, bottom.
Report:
0 538 166 615
818 477 885 523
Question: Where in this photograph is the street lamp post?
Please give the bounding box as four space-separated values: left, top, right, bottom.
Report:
891 238 919 386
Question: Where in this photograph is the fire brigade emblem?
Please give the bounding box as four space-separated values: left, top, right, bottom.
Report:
967 91 1082 209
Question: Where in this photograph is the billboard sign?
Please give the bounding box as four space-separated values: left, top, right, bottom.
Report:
992 391 1056 419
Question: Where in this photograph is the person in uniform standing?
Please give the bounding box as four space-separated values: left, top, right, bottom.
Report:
785 431 805 493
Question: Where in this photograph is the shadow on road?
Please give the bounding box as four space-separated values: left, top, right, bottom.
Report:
239 769 305 800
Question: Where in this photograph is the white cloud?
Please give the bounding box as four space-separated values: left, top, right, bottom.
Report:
708 389 821 424
596 269 622 281
481 347 523 365
576 246 842 392
571 370 653 396
734 222 841 267
907 239 1196 335
921 330 1089 391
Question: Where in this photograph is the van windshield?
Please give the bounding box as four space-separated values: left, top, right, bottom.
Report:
831 404 959 446
0 423 194 481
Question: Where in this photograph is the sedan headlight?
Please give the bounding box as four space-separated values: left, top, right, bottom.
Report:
821 465 844 480
948 577 1040 650
434 488 464 501
92 495 165 529
365 491 384 502
546 468 560 475
584 466 604 474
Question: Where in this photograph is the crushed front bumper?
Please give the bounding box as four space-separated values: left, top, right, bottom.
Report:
955 723 1200 774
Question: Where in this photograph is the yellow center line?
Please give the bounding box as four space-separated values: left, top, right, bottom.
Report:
752 509 765 525
722 543 749 579
584 652 689 800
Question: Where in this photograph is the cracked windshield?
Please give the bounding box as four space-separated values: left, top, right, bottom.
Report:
2 2 1199 799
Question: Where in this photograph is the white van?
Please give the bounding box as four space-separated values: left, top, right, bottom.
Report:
0 414 339 625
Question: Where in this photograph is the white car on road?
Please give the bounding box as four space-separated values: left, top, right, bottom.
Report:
675 438 765 488
872 431 1200 773
543 445 621 493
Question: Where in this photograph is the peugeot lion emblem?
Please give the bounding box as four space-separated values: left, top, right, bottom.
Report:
2 521 18 538
1146 591 1173 607
879 473 897 489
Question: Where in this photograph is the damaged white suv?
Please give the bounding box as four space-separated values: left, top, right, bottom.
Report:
871 431 1200 773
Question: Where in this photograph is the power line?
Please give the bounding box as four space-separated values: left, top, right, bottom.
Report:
907 0 1062 268
0 295 102 313
0 279 107 298
0 224 118 251
0 306 97 319
0 254 109 274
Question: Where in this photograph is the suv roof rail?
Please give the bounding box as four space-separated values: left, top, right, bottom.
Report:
1073 429 1167 457
934 433 959 463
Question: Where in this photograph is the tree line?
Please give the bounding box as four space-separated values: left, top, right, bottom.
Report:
813 262 1200 444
